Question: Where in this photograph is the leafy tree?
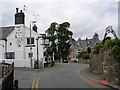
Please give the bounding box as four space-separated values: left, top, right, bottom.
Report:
57 22 73 60
46 22 73 61
46 22 58 36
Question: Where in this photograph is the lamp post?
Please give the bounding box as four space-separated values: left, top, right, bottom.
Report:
36 36 41 69
30 21 36 68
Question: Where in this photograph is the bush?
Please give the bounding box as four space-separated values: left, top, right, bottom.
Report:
82 53 90 59
55 50 62 60
104 38 120 61
93 43 104 54
104 38 120 49
78 51 90 59
111 46 120 60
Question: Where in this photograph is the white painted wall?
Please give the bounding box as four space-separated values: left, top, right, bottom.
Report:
7 25 24 59
0 24 45 67
0 59 32 67
24 26 43 61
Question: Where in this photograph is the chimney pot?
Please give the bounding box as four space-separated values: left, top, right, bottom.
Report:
20 10 22 13
33 24 37 32
16 8 18 13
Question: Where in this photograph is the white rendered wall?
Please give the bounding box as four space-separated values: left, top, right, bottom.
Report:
5 25 44 67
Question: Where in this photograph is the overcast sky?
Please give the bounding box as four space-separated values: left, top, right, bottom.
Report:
0 0 119 40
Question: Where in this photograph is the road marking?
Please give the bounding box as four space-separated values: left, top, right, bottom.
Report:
75 68 105 88
75 69 98 88
75 69 96 87
36 77 39 90
31 77 36 90
31 77 39 90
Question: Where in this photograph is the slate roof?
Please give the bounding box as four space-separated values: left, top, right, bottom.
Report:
79 40 88 49
0 26 15 40
70 37 101 49
79 38 101 49
71 38 77 47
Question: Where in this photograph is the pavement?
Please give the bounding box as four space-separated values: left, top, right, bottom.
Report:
78 64 120 90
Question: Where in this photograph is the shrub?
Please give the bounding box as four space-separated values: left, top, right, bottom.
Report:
104 38 120 61
82 52 90 59
111 46 120 60
104 38 120 49
78 51 90 59
93 43 104 54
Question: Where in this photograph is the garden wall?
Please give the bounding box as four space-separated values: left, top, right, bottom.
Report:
90 48 120 84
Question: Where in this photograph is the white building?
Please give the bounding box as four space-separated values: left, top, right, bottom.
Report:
0 8 45 68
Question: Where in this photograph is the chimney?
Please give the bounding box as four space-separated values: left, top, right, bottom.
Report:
16 8 18 13
15 8 25 25
32 24 37 32
20 10 22 13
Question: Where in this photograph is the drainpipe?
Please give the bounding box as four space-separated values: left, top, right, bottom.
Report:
4 39 7 59
36 38 39 69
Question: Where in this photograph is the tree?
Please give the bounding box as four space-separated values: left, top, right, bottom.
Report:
45 22 58 54
46 22 73 61
45 22 58 44
46 22 58 36
57 22 73 61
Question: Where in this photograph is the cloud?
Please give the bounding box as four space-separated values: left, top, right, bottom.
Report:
1 0 118 40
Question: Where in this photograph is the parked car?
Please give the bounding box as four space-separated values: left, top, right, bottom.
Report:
71 58 78 63
63 60 68 63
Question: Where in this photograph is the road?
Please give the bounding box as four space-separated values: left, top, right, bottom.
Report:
15 63 112 89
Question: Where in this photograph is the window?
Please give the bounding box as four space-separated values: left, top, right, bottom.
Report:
45 57 47 61
27 37 34 44
5 52 15 59
28 53 33 58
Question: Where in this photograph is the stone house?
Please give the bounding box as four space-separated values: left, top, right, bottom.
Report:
68 33 101 62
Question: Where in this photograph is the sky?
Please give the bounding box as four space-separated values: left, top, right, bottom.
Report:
0 0 119 40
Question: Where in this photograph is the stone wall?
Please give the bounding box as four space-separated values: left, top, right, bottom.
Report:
103 52 120 84
89 48 104 74
90 48 120 84
78 58 89 64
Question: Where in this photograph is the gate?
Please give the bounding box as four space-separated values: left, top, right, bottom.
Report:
1 61 14 90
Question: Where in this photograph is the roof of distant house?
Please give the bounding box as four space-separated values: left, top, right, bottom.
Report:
72 38 77 46
78 38 101 49
70 35 101 49
0 26 15 40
